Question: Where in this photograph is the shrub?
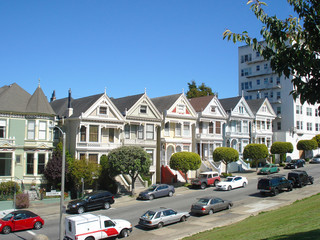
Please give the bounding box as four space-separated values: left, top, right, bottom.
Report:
15 193 29 209
0 181 20 200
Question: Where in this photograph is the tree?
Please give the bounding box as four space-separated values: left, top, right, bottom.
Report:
169 152 201 183
212 147 239 173
44 142 69 190
186 80 215 99
270 142 293 164
69 158 101 193
223 0 320 105
97 155 118 194
312 134 320 149
243 144 269 171
107 146 151 195
297 139 317 159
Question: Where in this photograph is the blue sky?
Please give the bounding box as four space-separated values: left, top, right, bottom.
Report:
0 0 295 100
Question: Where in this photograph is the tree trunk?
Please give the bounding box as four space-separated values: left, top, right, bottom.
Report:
130 174 137 196
184 171 188 184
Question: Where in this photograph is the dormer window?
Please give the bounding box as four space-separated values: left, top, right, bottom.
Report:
177 104 185 113
99 107 107 115
210 106 216 113
140 105 147 114
239 106 244 114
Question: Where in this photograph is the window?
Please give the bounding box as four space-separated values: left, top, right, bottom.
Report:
80 126 86 141
262 106 267 112
267 120 271 130
164 122 170 136
276 77 280 85
307 122 312 131
80 154 86 160
264 92 268 98
199 122 203 133
183 145 189 152
209 122 214 134
256 79 260 85
245 82 249 89
177 104 185 113
270 92 273 98
175 123 181 136
104 220 115 228
99 107 107 115
237 121 241 132
269 77 273 83
146 124 154 140
277 122 281 130
277 92 281 100
264 78 268 84
239 106 244 114
241 54 252 63
109 128 115 142
146 149 154 165
264 63 268 69
16 155 21 164
210 106 216 113
256 65 260 71
307 107 312 116
124 124 130 139
183 123 190 136
0 153 12 176
216 121 221 134
241 83 244 90
243 121 248 133
0 120 6 138
256 51 260 57
89 125 98 142
315 109 319 117
27 120 35 140
38 154 45 174
241 68 252 76
176 146 182 152
89 154 98 163
140 105 147 114
26 153 34 175
316 123 319 131
39 121 46 140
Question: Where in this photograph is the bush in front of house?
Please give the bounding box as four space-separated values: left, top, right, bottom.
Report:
0 181 21 200
15 193 30 209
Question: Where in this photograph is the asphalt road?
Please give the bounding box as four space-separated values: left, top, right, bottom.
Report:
2 163 320 240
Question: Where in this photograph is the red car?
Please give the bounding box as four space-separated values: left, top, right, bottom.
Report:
0 210 44 234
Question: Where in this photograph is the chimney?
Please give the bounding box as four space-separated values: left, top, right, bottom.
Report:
50 90 56 102
68 88 73 117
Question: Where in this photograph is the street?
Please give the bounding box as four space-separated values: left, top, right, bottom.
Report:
2 164 320 240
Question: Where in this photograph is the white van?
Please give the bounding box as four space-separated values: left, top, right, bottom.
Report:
64 213 132 240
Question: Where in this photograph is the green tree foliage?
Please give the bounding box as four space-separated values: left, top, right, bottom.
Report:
69 158 101 191
270 142 293 164
243 144 269 171
186 80 215 99
223 0 320 105
297 139 317 151
169 152 201 183
107 146 151 195
212 147 239 173
312 134 320 148
98 155 117 194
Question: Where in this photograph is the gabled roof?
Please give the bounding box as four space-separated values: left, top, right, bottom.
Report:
0 83 54 115
189 95 214 112
50 97 70 117
111 93 144 115
219 96 242 112
151 93 181 113
26 86 55 115
246 98 266 115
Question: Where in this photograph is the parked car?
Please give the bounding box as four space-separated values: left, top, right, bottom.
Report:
257 175 293 196
310 154 320 164
258 163 280 175
0 210 44 234
216 176 248 191
287 170 314 187
191 171 220 189
139 207 190 229
190 197 233 215
67 190 115 214
137 184 175 200
284 159 305 169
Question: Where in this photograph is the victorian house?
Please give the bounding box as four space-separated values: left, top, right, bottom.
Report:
189 95 228 161
112 92 162 184
50 89 124 163
220 96 254 156
247 98 276 149
0 83 55 187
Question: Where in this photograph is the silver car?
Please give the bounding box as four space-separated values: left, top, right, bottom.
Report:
139 207 190 228
137 184 175 200
310 154 320 164
191 197 233 215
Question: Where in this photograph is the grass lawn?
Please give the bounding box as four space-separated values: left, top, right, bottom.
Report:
184 193 320 240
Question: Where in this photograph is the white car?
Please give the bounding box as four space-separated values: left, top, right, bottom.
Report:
215 176 248 191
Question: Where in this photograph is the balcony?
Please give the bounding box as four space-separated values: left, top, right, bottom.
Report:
123 139 157 146
0 137 15 147
77 142 122 150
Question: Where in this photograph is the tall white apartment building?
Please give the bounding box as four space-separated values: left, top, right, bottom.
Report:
238 43 320 159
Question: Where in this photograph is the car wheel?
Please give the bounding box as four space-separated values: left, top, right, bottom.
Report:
77 206 85 214
200 183 206 189
34 221 42 230
277 168 280 172
104 202 110 209
180 216 187 222
267 171 271 175
273 188 279 196
242 182 246 188
85 237 94 240
214 180 220 186
208 209 214 215
168 191 173 197
287 185 293 192
149 195 154 200
157 222 164 228
2 226 11 234
120 229 129 238
228 185 232 191
227 204 232 210
310 179 314 185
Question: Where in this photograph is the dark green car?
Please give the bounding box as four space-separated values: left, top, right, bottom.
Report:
258 164 279 175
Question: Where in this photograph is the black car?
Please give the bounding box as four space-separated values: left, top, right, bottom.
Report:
284 159 305 169
257 175 293 196
67 191 115 214
287 170 314 188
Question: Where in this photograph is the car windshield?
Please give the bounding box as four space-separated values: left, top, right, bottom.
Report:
198 174 208 178
142 211 156 220
2 213 14 221
196 198 210 205
80 194 90 201
148 185 157 191
225 177 234 182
